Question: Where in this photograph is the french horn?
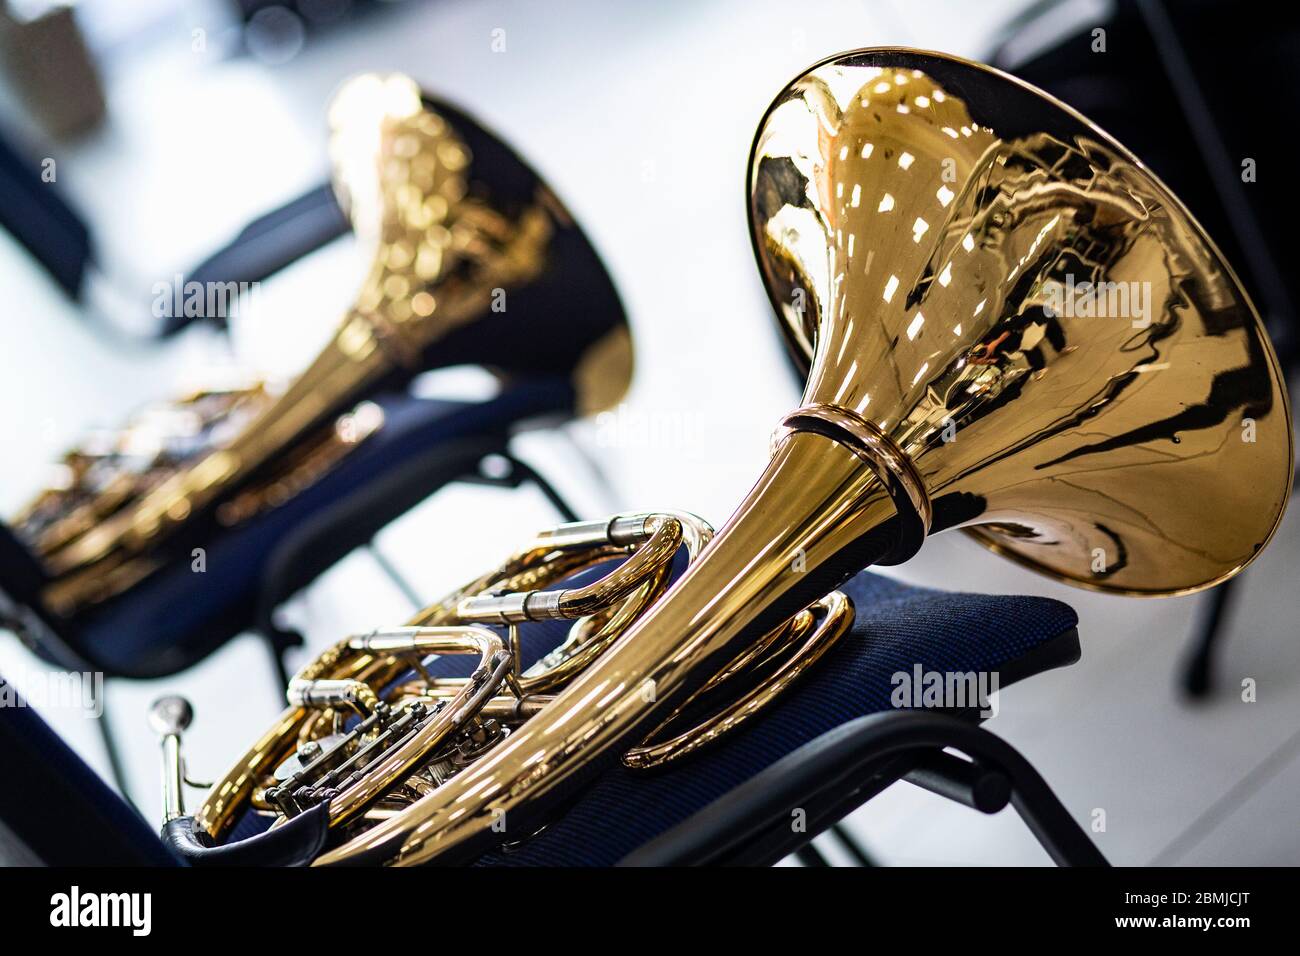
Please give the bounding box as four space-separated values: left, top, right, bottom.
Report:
11 74 631 623
165 49 1292 865
161 511 852 857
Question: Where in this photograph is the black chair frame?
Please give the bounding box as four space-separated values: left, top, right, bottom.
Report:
622 705 1108 868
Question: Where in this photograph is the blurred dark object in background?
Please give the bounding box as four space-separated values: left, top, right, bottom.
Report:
991 0 1298 370
0 124 93 295
0 1 107 136
0 1 427 336
236 0 414 64
0 114 345 337
0 1 423 137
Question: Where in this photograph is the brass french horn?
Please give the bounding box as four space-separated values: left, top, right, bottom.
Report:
175 512 852 851
12 74 631 623
179 49 1292 865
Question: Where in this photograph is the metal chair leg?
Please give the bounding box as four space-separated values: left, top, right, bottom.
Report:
366 542 425 610
496 452 581 523
793 842 831 867
555 428 624 515
88 679 136 810
621 711 1109 867
827 822 875 866
1182 577 1237 699
262 630 293 694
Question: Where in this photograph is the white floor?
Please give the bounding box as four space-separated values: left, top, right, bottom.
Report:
1 0 1296 866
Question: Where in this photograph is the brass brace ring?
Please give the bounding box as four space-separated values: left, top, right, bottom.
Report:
773 403 931 564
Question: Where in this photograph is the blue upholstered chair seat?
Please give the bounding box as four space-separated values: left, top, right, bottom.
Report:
1 566 1078 865
461 569 1079 866
61 378 574 677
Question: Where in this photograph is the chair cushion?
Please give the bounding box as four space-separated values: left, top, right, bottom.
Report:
461 570 1079 866
67 378 574 677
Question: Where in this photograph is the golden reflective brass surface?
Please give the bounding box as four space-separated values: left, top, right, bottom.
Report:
311 435 895 865
753 48 1293 595
190 511 851 859
286 49 1295 867
13 73 632 621
623 588 853 770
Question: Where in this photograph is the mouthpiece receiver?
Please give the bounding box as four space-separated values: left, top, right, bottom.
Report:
148 695 194 824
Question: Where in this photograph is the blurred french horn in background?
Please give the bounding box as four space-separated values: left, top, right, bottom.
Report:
168 49 1292 865
11 73 631 621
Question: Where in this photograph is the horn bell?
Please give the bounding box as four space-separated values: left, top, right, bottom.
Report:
752 48 1293 596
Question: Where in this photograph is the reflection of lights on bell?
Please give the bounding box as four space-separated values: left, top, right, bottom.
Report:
883 275 899 303
754 49 1293 597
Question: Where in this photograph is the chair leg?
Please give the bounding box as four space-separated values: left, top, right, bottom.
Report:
555 428 624 515
1005 764 1109 867
903 722 1106 866
262 630 293 693
793 842 831 867
461 450 583 521
1182 577 1237 699
366 542 425 610
827 822 875 866
88 679 136 810
790 824 872 866
256 617 304 701
620 711 1109 867
497 452 581 523
1182 462 1296 699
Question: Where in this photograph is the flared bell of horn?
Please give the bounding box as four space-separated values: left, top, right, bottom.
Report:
752 48 1292 595
322 74 632 413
